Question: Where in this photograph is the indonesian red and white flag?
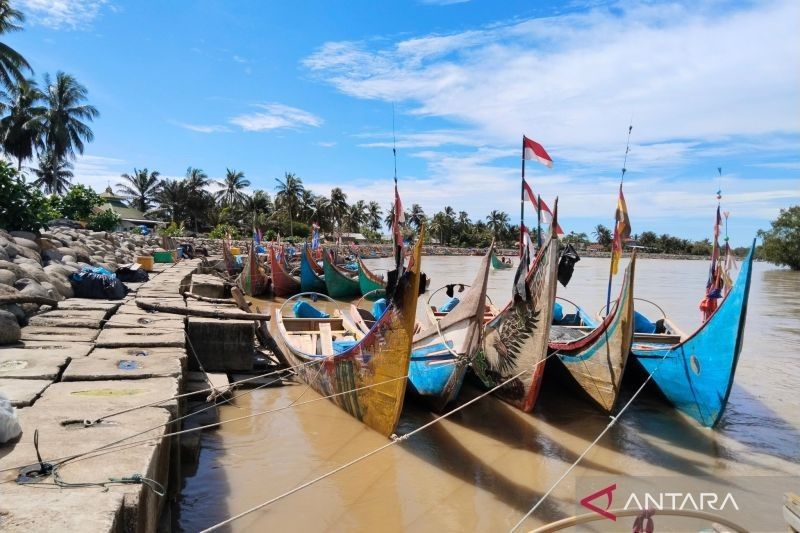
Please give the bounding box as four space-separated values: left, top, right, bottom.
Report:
522 179 564 235
523 136 553 168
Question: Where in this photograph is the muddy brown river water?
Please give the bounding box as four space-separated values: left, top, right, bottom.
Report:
177 256 799 532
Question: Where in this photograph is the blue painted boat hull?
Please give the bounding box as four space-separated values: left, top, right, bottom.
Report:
632 241 755 427
300 246 327 293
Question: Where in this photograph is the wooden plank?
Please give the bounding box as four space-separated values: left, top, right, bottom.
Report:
785 493 800 532
319 323 334 356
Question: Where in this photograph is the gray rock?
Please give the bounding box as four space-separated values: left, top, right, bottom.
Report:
2 242 18 259
42 249 63 263
62 255 76 263
0 303 27 326
47 274 73 299
0 284 17 296
0 310 21 344
0 270 15 286
10 230 37 241
12 237 39 252
14 245 40 263
40 281 65 301
16 263 49 284
0 247 8 262
0 260 25 280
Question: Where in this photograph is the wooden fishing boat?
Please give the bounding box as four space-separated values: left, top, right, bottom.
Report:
356 256 386 299
472 212 560 412
307 246 324 275
300 245 327 294
408 245 493 410
548 253 636 412
491 252 513 270
631 240 755 427
269 246 300 297
276 229 424 436
323 250 361 299
238 244 270 296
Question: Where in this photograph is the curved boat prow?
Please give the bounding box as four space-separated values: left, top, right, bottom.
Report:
633 239 755 426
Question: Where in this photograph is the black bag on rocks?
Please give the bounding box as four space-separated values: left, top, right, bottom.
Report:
116 263 149 283
70 268 129 300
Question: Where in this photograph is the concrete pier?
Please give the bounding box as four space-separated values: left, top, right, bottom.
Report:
0 257 256 532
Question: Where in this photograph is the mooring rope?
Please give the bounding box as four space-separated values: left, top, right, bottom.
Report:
508 350 671 532
200 351 561 532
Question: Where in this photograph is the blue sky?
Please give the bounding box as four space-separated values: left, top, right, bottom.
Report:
8 0 799 245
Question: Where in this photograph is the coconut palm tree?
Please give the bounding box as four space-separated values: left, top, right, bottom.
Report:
593 224 612 247
185 167 211 232
367 201 382 232
408 204 426 230
346 200 367 232
0 79 45 170
0 2 31 90
309 195 331 232
117 168 161 212
245 189 273 229
36 72 98 169
274 172 304 236
328 187 348 236
486 210 510 241
30 150 72 195
151 178 189 223
215 168 250 207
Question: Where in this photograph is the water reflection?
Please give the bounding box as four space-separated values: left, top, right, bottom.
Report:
178 257 800 531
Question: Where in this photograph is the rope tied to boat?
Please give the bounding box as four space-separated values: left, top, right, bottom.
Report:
632 508 655 533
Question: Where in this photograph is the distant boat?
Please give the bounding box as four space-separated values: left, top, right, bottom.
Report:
472 207 560 412
275 229 424 436
269 246 300 297
300 245 327 294
631 240 755 427
356 256 386 300
237 244 270 296
549 253 636 412
323 250 361 299
408 244 493 410
491 252 513 269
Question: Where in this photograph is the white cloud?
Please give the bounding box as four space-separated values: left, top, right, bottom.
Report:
317 141 337 147
232 55 248 64
70 154 127 192
18 0 109 29
229 103 323 132
177 123 232 134
304 1 800 148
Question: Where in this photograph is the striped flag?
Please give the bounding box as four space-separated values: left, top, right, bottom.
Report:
311 222 320 250
522 179 564 235
610 184 631 275
523 136 553 168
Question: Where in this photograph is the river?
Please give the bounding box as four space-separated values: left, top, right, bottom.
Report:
177 255 799 532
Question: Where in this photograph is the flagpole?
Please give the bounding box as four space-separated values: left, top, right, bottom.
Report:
520 137 525 258
606 123 633 314
536 194 542 249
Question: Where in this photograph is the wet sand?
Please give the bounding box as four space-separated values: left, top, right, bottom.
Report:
177 256 800 531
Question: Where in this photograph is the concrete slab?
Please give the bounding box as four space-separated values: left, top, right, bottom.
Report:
0 347 75 380
187 317 253 371
104 313 185 330
95 328 185 348
55 299 122 312
8 340 93 351
35 377 181 418
190 273 225 298
19 327 100 343
0 406 175 533
0 378 51 406
62 347 186 381
0 490 124 532
27 309 107 328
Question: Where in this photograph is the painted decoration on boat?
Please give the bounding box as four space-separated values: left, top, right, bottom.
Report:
323 250 361 299
269 246 300 297
300 245 327 294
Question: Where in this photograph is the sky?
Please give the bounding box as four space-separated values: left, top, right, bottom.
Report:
7 0 799 246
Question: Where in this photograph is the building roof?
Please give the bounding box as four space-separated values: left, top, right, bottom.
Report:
95 202 157 224
99 186 126 202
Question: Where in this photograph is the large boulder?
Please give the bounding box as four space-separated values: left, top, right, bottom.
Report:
42 249 63 263
2 242 18 259
0 270 15 286
0 260 25 280
9 230 37 242
0 310 20 345
0 303 26 326
40 281 65 301
12 236 39 253
14 245 41 263
16 263 50 284
0 247 8 262
45 271 73 298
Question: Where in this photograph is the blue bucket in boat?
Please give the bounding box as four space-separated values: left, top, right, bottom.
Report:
553 302 564 322
633 311 656 333
333 339 358 353
372 298 388 320
293 300 330 319
439 297 460 313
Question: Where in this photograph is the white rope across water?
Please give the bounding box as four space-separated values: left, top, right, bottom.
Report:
201 352 561 533
508 351 671 532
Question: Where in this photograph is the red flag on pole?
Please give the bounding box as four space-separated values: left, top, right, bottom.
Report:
522 179 564 235
522 136 553 168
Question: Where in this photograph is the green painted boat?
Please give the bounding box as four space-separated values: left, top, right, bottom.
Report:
357 256 386 300
491 251 513 269
323 251 361 299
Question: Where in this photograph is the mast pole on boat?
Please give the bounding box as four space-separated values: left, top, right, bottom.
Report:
536 194 542 249
605 122 633 314
520 136 526 258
